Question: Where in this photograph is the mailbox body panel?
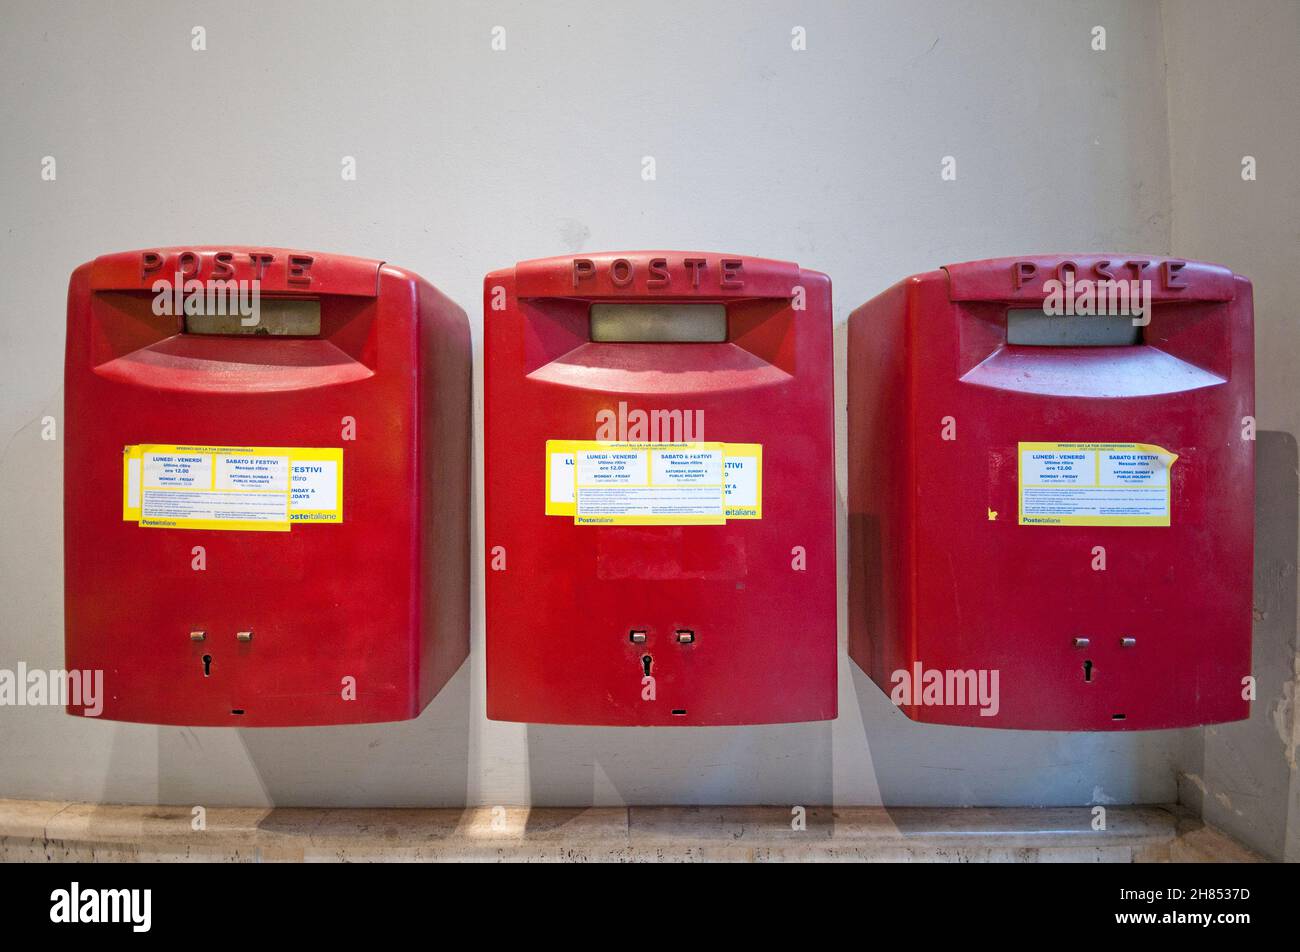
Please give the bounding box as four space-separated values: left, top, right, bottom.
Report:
848 255 1254 730
485 252 837 725
63 248 471 726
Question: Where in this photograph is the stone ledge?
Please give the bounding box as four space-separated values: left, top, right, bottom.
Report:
0 799 1264 863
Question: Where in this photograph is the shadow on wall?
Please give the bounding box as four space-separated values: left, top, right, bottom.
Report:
852 664 1188 807
1180 430 1298 861
524 720 833 807
136 664 473 809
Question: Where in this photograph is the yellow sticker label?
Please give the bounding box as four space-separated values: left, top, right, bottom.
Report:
121 444 343 531
723 443 762 519
1017 441 1177 526
122 444 144 522
545 440 762 525
544 440 577 518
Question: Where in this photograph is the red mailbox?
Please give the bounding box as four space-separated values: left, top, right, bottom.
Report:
485 252 836 725
848 255 1253 730
64 247 471 726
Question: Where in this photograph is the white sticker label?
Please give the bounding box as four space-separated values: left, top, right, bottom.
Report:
1019 452 1092 485
1099 451 1169 486
724 456 759 508
141 488 289 524
652 450 723 485
291 460 338 511
573 444 725 525
215 454 289 492
548 452 575 504
143 453 210 489
126 457 142 508
576 451 646 485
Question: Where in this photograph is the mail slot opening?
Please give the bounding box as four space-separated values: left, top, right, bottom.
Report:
1006 307 1142 346
589 303 727 343
183 299 322 337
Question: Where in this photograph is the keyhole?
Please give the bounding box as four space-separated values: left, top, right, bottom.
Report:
1083 659 1093 683
202 654 212 677
641 655 653 677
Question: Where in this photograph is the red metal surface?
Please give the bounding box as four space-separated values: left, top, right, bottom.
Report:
485 251 837 725
64 247 471 726
848 254 1254 730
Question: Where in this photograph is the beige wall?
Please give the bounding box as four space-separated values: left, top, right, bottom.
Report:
0 0 1292 834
